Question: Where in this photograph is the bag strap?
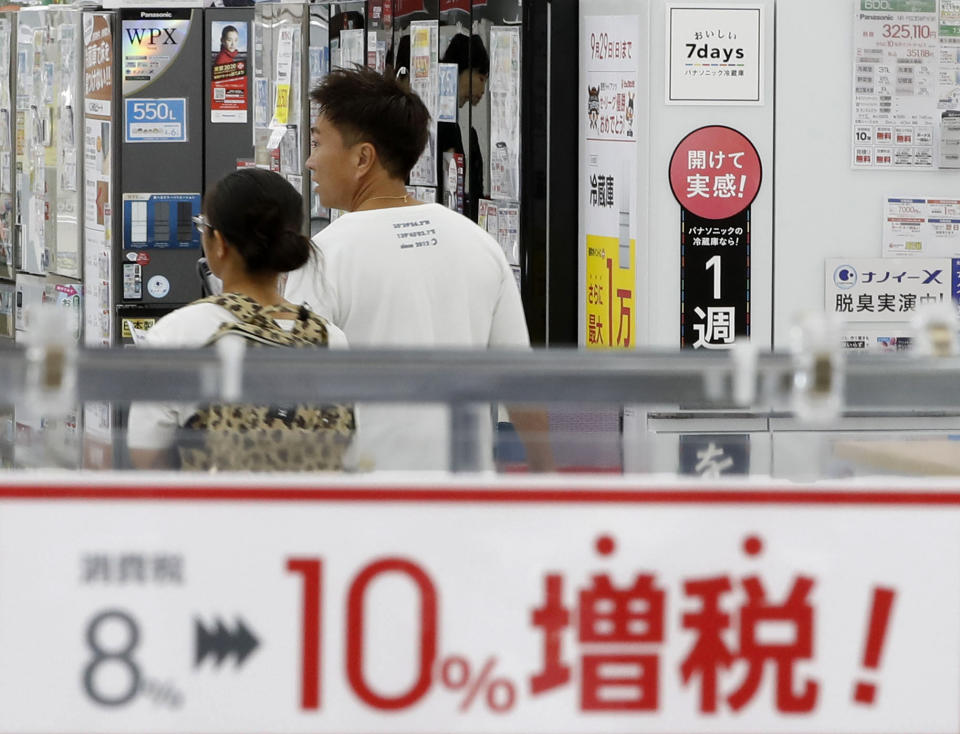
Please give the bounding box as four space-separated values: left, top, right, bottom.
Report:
194 293 329 347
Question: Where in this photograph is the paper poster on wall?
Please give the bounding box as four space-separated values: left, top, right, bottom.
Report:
366 31 386 73
272 25 295 125
121 10 192 97
583 144 638 350
883 196 960 257
437 63 458 123
840 326 916 353
0 281 13 337
122 193 200 250
0 15 10 282
409 21 438 187
825 257 953 322
83 12 114 348
665 3 763 105
938 4 960 166
852 0 937 168
489 26 521 201
680 208 750 349
43 282 83 342
497 203 519 265
671 125 762 350
340 28 365 70
583 15 640 350
210 20 248 124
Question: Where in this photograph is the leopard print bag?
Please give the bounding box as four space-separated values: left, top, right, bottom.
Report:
177 293 355 472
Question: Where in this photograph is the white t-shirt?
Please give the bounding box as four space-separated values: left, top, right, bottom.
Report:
284 203 530 471
126 301 348 451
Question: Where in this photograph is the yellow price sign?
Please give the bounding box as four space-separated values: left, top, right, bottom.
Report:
121 318 156 339
584 234 635 350
274 84 290 125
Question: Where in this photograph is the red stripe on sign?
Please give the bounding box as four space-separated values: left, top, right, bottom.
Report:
9 729 952 734
3 485 960 505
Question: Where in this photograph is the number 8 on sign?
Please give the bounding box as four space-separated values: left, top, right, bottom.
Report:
82 609 141 707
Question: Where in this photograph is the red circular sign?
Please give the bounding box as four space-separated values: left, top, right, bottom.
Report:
669 125 762 220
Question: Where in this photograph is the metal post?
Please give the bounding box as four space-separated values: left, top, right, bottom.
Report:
450 402 482 473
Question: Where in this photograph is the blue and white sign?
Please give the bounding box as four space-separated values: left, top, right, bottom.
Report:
124 98 187 143
122 193 201 250
825 257 952 323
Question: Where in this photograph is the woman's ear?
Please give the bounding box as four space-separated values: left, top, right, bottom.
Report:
209 228 229 264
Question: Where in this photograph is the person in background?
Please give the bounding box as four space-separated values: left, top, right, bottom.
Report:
127 168 349 469
286 66 552 472
438 33 489 221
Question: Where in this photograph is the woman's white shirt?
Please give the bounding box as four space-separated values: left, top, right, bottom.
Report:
126 301 348 451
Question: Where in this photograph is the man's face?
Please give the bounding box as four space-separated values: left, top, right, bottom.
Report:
223 31 238 52
458 69 488 108
306 114 356 211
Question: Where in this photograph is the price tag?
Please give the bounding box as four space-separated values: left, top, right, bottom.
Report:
124 98 188 144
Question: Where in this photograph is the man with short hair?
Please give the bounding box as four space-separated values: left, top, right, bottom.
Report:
285 66 551 472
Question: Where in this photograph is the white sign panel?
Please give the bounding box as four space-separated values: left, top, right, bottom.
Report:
489 26 521 201
851 0 938 169
1 478 960 733
437 63 457 124
408 21 438 187
840 326 916 353
582 15 641 350
883 196 960 257
666 3 764 105
825 257 952 321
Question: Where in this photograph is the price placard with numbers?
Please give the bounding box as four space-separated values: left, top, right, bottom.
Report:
124 98 187 143
1 476 960 733
851 0 939 169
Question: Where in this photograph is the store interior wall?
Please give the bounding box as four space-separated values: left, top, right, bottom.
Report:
582 0 960 351
774 0 957 349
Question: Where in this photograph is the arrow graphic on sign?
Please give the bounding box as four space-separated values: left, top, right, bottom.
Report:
194 617 260 668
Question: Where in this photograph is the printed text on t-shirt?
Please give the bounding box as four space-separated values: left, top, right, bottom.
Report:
393 220 438 249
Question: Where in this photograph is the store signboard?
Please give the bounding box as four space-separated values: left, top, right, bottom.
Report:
124 98 188 143
671 126 761 349
849 0 960 169
121 11 193 97
666 3 764 105
0 477 960 732
582 15 641 350
210 20 248 125
825 257 953 322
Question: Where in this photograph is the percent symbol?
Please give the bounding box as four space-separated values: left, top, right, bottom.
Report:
438 655 516 713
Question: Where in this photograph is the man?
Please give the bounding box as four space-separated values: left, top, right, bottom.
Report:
437 33 489 221
285 66 550 472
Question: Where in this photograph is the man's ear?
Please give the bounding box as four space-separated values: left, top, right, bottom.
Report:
355 141 378 176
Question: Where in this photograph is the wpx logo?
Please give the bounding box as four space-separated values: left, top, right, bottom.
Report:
833 264 858 290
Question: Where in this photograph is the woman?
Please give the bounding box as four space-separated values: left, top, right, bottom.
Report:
126 168 350 470
213 25 241 67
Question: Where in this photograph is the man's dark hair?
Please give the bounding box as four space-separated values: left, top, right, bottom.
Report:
310 66 430 180
440 33 489 76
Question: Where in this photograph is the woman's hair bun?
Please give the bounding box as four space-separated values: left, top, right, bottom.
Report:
204 168 309 275
267 229 311 273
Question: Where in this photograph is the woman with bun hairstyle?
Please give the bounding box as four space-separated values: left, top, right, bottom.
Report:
127 168 348 469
